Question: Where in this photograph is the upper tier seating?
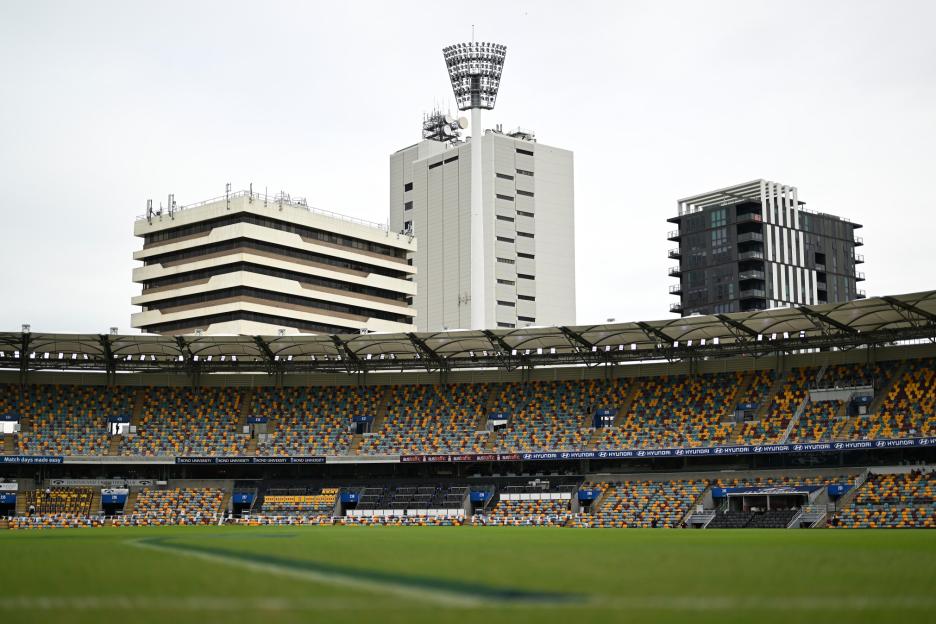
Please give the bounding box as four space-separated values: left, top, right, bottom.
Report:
849 360 936 440
121 387 248 456
360 384 486 455
830 471 935 528
5 385 133 456
734 368 815 444
492 380 604 452
598 373 742 449
254 386 380 456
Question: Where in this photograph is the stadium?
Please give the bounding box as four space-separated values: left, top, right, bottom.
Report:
1 292 935 621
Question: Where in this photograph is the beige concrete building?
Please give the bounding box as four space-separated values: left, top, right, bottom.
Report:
390 128 575 331
132 190 416 335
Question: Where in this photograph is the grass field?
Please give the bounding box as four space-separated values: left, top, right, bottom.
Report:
1 527 934 623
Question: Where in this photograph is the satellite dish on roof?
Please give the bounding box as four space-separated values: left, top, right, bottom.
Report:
457 117 468 129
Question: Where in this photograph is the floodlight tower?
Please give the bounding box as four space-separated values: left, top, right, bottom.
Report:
443 41 507 329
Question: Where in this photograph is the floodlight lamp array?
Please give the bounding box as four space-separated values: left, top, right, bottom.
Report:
443 42 507 110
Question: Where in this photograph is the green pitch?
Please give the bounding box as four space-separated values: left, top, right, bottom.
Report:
1 527 934 624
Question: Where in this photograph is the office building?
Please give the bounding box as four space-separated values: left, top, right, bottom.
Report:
132 189 417 335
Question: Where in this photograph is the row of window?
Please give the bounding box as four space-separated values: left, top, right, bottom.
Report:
145 238 411 280
142 311 355 336
145 286 412 324
143 213 406 260
141 261 408 303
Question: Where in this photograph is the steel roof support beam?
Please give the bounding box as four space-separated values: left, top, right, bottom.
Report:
97 334 117 383
882 296 936 324
331 335 365 374
559 326 604 367
796 306 858 335
407 333 446 372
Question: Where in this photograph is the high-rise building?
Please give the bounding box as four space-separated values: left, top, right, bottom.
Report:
132 189 417 335
667 179 865 316
389 127 575 332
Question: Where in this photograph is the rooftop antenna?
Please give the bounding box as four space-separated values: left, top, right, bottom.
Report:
168 193 175 219
225 182 231 210
146 199 154 224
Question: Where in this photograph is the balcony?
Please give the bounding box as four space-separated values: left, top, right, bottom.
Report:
736 212 763 224
856 271 866 282
740 289 767 299
669 302 684 314
737 232 764 244
854 235 864 247
668 248 681 259
669 284 682 295
857 289 867 299
739 270 765 281
668 266 682 277
738 250 764 261
855 254 865 264
667 230 681 241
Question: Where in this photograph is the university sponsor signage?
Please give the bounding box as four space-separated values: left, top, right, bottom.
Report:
174 456 326 465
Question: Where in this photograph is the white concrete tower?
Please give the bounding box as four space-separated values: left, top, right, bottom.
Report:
442 42 507 329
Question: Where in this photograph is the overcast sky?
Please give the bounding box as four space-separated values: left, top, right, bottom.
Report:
0 0 933 333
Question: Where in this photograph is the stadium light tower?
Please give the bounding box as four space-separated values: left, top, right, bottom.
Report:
443 41 507 329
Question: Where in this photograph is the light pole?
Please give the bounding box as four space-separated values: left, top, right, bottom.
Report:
442 42 507 330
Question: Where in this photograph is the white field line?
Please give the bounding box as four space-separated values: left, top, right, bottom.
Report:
131 538 487 608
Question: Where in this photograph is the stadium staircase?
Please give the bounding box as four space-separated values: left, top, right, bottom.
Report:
350 433 365 455
2 433 13 455
778 395 811 444
89 489 102 515
372 389 391 431
15 495 27 517
756 371 788 421
477 385 500 430
723 373 756 423
612 381 640 428
130 387 145 426
123 489 139 515
0 518 8 530
485 430 500 451
217 490 232 524
106 436 121 456
237 389 254 429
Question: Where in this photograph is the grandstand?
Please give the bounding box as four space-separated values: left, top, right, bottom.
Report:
0 291 934 530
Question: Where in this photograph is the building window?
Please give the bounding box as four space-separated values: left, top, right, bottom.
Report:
516 169 534 176
428 160 443 169
496 173 514 180
517 231 534 238
404 201 412 211
497 300 516 307
516 148 534 157
404 182 413 192
497 322 516 328
517 210 534 218
496 236 515 243
497 278 515 285
711 227 728 254
496 215 515 223
518 294 535 301
497 257 515 265
518 273 535 280
518 316 535 322
516 190 534 197
710 208 727 228
444 155 459 163
517 252 534 259
403 221 412 232
496 194 514 201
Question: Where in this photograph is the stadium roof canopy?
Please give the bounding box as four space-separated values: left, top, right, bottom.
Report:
0 291 934 376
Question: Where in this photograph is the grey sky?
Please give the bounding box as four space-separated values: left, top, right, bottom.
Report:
1 0 933 333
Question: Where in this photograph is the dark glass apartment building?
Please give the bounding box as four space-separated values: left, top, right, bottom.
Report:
668 180 865 315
